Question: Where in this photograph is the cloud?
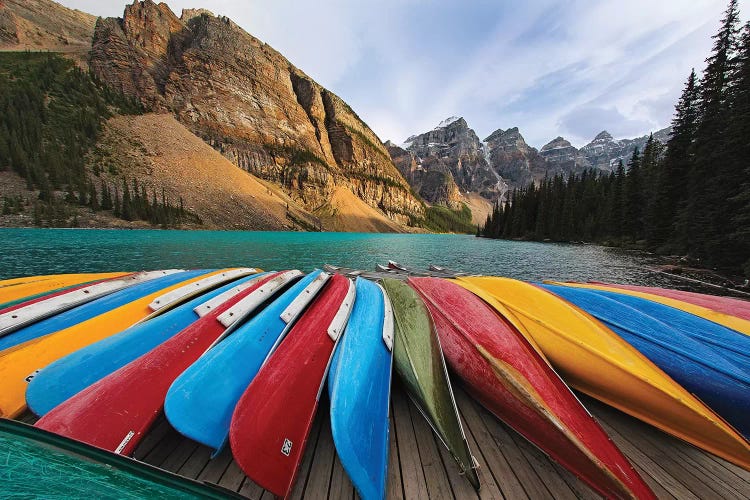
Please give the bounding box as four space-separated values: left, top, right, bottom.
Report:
558 106 653 141
59 0 731 148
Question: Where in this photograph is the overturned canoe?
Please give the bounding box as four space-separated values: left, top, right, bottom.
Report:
35 271 293 455
542 283 750 440
0 269 184 353
581 281 750 335
1 419 238 499
381 278 480 490
548 282 750 372
457 277 750 471
26 271 267 416
0 272 128 305
328 278 394 500
165 270 323 453
0 269 222 419
230 274 355 498
410 277 655 499
0 271 187 338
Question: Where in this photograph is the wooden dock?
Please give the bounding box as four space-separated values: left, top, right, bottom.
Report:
17 382 750 499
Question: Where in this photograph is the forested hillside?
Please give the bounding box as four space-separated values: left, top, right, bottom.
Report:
480 0 750 276
0 52 193 226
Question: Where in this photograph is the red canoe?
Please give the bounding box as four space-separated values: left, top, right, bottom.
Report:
35 271 295 455
590 281 750 321
229 274 355 498
409 277 655 500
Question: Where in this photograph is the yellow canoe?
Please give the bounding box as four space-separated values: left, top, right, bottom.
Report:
457 276 750 471
0 269 237 419
0 273 128 305
551 281 750 337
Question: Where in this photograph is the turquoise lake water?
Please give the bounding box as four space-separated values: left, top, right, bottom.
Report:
0 228 669 284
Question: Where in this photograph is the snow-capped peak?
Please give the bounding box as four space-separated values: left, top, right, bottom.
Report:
435 116 461 129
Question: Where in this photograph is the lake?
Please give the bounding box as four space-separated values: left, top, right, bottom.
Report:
0 229 674 286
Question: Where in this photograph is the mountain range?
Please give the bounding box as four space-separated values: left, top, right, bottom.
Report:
0 0 671 231
388 116 670 208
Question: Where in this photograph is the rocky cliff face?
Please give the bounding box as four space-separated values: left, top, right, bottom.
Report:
399 117 506 202
385 140 463 210
90 0 423 224
0 0 96 62
484 127 549 188
580 127 671 171
540 136 591 175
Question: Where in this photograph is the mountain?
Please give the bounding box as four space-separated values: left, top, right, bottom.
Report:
539 136 591 175
397 117 507 202
580 127 671 171
483 126 550 189
89 0 423 227
0 0 96 64
395 117 672 213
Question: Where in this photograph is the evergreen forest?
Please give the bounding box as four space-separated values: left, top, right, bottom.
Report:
0 52 196 227
480 0 750 276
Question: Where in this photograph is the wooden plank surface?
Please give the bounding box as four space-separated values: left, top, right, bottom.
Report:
12 382 750 499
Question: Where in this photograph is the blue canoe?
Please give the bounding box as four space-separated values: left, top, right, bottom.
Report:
554 284 750 372
541 283 750 438
164 270 327 453
0 270 213 354
25 273 267 417
328 278 393 500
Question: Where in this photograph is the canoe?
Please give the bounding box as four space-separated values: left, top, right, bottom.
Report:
26 272 268 416
549 282 750 371
381 278 480 490
165 270 326 453
229 274 355 498
583 281 750 335
35 271 295 455
0 272 128 305
0 270 184 353
0 273 136 315
541 283 750 439
328 278 393 500
410 277 654 499
0 271 186 338
457 277 750 471
1 419 239 499
0 269 224 418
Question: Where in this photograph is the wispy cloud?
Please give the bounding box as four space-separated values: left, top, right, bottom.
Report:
61 0 729 147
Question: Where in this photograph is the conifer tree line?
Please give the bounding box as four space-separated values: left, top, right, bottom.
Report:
480 0 750 276
0 52 199 227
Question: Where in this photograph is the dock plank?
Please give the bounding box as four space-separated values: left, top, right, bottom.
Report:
407 398 456 499
391 388 429 500
386 408 405 500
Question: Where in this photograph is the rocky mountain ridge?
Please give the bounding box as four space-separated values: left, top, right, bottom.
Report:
393 117 670 206
88 0 424 226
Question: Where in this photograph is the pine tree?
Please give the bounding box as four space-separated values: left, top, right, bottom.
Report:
121 178 132 221
687 0 741 263
656 70 700 250
728 22 750 273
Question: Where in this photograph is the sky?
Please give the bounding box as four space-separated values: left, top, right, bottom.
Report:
59 0 733 148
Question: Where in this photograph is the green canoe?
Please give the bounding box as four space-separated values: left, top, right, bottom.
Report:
0 419 240 499
382 278 480 489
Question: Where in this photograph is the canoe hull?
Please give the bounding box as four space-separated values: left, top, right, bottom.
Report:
0 269 217 418
26 273 266 416
382 278 479 490
328 278 393 500
34 272 284 454
164 270 323 452
457 276 750 472
410 277 653 499
229 274 354 498
541 284 750 439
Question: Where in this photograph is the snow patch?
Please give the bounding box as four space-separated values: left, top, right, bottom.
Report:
435 116 461 129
